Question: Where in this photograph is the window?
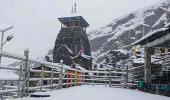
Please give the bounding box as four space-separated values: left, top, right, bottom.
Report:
71 20 75 26
75 20 80 26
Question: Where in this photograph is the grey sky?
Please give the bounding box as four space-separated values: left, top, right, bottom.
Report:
0 0 162 64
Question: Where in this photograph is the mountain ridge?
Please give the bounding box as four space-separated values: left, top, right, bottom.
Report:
88 0 170 64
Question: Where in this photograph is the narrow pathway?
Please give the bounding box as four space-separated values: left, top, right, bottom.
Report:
8 85 170 100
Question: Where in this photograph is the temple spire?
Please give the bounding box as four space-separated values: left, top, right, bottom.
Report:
74 2 77 13
71 6 74 14
71 1 77 14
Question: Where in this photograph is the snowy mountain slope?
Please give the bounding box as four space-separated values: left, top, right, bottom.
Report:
88 0 170 64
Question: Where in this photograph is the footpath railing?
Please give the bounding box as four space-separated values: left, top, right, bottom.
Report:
127 52 170 96
0 50 127 99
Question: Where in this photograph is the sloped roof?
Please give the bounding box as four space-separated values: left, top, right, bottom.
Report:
0 69 18 80
131 27 169 46
81 52 93 60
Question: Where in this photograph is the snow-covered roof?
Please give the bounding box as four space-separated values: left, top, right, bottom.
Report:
81 52 92 60
132 56 162 64
58 16 89 27
152 13 167 28
0 69 18 80
140 23 150 27
132 58 145 64
31 63 54 69
160 7 170 15
164 22 170 28
97 67 106 71
131 27 169 46
113 49 128 55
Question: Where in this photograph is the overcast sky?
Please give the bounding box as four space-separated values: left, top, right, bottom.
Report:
0 0 162 64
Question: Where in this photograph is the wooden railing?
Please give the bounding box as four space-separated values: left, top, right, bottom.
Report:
0 50 126 99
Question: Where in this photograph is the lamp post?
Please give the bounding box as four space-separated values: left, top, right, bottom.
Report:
0 26 14 64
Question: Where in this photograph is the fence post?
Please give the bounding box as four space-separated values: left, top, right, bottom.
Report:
82 72 84 85
24 49 29 96
92 71 94 87
75 71 78 86
156 85 159 95
66 71 69 88
59 60 63 89
71 72 73 87
1 81 5 100
20 60 25 98
50 66 54 91
81 72 83 85
124 65 128 88
21 49 29 97
26 65 30 96
40 65 44 92
105 72 107 87
17 64 22 97
109 70 112 87
84 72 86 85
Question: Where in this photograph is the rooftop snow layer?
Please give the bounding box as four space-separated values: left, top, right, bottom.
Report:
131 27 169 46
0 69 18 80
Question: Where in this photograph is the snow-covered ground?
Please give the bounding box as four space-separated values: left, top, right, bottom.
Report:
8 85 169 100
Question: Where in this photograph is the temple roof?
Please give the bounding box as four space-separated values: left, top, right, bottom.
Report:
58 16 89 27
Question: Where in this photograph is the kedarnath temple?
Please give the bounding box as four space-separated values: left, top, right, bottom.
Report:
53 3 92 70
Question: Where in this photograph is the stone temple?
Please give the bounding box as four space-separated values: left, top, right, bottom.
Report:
53 16 92 70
